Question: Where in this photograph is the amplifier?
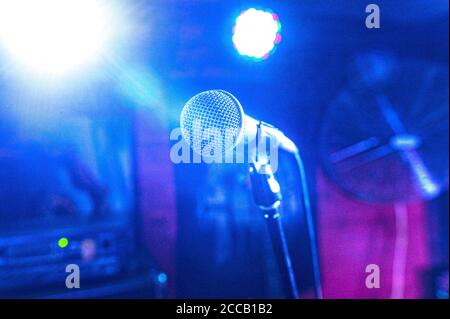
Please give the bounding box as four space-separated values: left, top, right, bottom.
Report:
0 221 135 296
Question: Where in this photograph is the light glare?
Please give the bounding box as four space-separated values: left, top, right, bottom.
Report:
0 0 113 75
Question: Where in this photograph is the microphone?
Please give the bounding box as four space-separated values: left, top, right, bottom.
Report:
179 89 323 299
180 89 298 159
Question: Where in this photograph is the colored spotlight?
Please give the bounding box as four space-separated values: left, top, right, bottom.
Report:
0 0 114 75
232 8 282 61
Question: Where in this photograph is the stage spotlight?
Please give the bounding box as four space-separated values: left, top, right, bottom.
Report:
232 8 282 61
0 0 114 75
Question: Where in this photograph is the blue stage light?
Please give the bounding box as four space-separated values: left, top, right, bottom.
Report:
0 0 116 76
157 272 168 284
232 8 282 61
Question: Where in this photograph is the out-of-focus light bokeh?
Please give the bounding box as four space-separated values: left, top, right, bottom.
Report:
0 0 116 75
232 8 282 61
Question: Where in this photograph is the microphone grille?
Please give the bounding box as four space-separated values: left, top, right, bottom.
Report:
180 90 244 157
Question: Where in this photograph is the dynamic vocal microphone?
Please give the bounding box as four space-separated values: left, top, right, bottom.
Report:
180 89 298 160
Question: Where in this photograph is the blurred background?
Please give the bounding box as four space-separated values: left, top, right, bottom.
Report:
0 0 448 298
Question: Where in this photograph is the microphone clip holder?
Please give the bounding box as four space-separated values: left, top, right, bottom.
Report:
249 162 281 213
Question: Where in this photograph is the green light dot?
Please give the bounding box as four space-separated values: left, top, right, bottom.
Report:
58 237 69 248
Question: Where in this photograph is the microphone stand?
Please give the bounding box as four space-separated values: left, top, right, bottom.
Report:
248 121 323 299
249 161 300 299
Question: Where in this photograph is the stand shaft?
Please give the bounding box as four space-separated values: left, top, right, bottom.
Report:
265 209 300 299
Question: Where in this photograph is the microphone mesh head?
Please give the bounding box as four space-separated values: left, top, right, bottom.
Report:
180 90 244 157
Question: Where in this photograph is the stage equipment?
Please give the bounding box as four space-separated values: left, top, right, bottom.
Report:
232 8 282 61
180 90 297 157
319 54 448 203
180 90 322 299
319 53 448 298
0 85 162 298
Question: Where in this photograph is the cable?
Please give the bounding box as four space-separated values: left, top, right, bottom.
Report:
391 203 409 299
293 150 323 299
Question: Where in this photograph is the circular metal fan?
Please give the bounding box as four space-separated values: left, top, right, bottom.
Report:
319 52 449 203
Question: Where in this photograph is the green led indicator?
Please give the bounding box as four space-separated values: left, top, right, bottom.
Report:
58 237 69 248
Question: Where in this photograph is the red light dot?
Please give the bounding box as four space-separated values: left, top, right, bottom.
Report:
275 33 282 44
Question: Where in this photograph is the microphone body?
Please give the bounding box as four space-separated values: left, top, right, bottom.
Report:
180 89 297 159
243 115 298 154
